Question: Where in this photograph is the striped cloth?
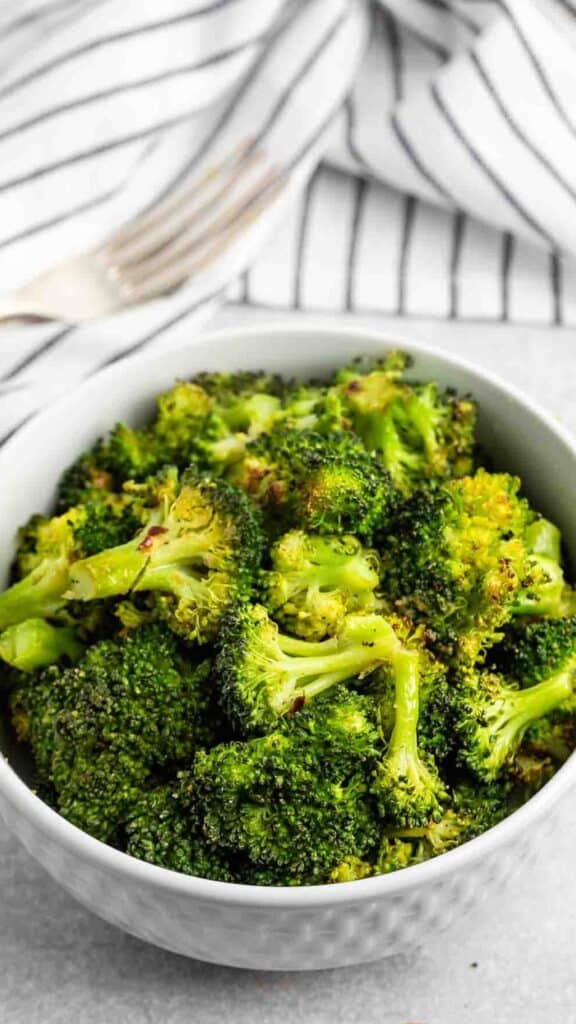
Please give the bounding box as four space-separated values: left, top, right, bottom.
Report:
1 0 576 444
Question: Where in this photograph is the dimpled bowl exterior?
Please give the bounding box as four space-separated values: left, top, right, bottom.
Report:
0 324 575 971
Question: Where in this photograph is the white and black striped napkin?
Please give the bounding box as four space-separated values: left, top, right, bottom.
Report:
1 0 575 444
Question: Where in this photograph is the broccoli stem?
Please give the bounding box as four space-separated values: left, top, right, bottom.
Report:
67 543 147 600
281 555 378 599
0 559 70 628
68 529 218 602
278 619 402 700
374 650 446 825
384 651 422 783
525 518 562 562
0 619 83 672
479 670 574 777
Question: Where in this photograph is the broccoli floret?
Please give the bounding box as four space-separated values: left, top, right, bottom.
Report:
455 665 576 783
490 617 576 686
188 373 284 472
125 774 235 881
216 603 405 736
0 619 83 672
375 783 508 873
261 531 381 641
229 429 395 540
372 648 447 826
335 353 476 494
55 450 116 512
11 625 219 841
2 496 143 631
380 469 539 663
192 691 381 885
67 471 263 644
329 856 374 883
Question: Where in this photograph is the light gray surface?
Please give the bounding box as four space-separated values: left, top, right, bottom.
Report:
2 306 576 1024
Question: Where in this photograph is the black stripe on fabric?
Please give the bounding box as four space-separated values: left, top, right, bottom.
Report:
0 111 194 198
240 270 250 305
0 37 265 146
1 0 86 38
397 195 417 315
129 0 305 217
449 211 465 319
1 327 73 382
500 4 576 138
550 251 563 325
345 97 369 170
430 81 554 245
252 10 347 147
93 289 224 371
0 186 118 251
419 0 477 33
391 112 455 205
470 47 576 205
383 8 403 102
0 0 245 102
401 22 450 61
1 4 354 385
293 174 318 310
345 177 368 312
0 412 35 449
500 232 513 322
0 135 160 251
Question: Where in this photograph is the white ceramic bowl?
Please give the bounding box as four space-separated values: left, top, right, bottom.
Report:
0 323 574 971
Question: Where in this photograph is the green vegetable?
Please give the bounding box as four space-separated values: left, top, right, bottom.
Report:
4 352 576 886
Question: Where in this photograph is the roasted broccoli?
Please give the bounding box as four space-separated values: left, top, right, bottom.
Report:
372 646 447 826
0 500 141 630
125 774 235 881
229 429 395 539
455 626 576 783
5 351 576 888
67 470 263 644
261 531 381 640
11 625 219 841
192 691 381 884
216 603 404 735
0 619 83 672
334 352 476 494
375 783 508 873
380 469 539 662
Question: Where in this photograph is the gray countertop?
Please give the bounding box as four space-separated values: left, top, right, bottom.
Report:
2 307 576 1024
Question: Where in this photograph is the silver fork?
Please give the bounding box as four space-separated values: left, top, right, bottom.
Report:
0 140 284 323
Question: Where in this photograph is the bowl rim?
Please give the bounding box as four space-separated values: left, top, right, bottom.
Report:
1 318 575 908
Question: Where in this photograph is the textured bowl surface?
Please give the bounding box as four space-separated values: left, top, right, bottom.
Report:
0 323 575 971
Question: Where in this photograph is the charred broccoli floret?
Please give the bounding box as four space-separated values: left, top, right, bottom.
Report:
261 531 381 640
67 471 263 644
192 691 381 885
334 352 476 494
11 625 218 841
229 429 395 539
125 774 235 881
380 469 539 662
216 603 404 735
